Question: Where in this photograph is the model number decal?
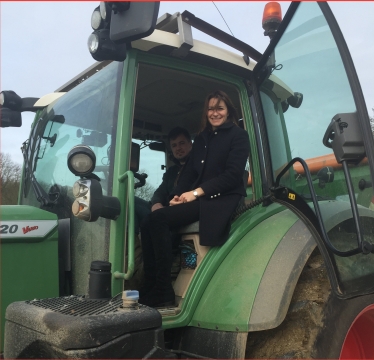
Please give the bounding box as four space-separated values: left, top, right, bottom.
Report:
22 225 39 234
0 224 18 234
0 220 58 238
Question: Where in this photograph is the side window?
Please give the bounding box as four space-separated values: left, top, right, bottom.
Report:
260 89 292 186
134 140 166 202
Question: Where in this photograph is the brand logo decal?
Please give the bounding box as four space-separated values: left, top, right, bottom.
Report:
22 225 39 234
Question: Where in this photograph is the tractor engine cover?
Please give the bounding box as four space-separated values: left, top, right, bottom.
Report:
4 295 165 359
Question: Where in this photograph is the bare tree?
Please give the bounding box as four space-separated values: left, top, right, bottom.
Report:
0 153 21 205
134 169 156 201
135 183 156 202
370 108 374 135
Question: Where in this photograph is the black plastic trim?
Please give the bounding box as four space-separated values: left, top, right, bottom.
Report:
251 2 300 193
248 83 271 195
181 11 262 62
253 3 300 76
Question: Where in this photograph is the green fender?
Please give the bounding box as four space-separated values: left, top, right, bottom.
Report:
188 208 300 332
188 200 374 333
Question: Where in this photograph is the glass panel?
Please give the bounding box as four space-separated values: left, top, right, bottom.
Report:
20 62 122 294
257 3 374 296
134 140 166 202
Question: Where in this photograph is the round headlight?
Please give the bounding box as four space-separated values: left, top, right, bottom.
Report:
91 8 102 30
67 145 96 177
0 92 4 106
71 154 94 174
88 33 99 54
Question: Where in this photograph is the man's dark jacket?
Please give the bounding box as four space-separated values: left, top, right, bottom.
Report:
173 122 249 246
151 164 182 207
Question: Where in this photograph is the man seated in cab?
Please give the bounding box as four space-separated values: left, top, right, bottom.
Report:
150 126 193 212
134 126 193 233
129 127 192 290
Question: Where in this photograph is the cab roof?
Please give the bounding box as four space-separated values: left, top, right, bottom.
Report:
56 27 256 93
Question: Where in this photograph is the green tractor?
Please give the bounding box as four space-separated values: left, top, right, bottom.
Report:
2 2 374 358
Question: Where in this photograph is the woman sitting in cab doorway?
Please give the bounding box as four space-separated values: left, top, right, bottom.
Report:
139 90 250 307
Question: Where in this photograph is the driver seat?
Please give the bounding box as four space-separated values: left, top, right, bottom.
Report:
173 222 210 300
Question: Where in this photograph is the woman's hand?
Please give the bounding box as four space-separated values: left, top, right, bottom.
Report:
179 191 197 203
170 188 204 206
169 192 195 205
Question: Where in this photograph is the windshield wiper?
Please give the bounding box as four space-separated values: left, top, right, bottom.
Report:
30 172 53 206
21 138 53 206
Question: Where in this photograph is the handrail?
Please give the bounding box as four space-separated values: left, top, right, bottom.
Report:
113 170 135 280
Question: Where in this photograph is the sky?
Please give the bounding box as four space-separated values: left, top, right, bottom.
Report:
1 1 374 166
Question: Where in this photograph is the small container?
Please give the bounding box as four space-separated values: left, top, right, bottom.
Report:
122 290 139 309
88 260 112 299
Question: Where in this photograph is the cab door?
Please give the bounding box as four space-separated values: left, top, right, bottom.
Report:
252 2 374 298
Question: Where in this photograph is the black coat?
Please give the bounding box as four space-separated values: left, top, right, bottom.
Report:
173 122 250 246
151 164 181 207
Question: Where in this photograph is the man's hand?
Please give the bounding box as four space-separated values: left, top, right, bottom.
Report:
170 195 183 206
151 203 164 212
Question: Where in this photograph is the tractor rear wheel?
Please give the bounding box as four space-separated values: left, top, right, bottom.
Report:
245 249 374 358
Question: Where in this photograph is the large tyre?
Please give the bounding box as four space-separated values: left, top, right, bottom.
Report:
245 249 374 358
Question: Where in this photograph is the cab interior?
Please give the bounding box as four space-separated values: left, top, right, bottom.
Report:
128 63 252 310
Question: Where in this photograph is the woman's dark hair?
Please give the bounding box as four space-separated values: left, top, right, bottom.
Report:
200 90 239 132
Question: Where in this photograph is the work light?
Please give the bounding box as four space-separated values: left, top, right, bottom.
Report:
87 29 127 62
100 2 111 22
88 33 100 54
0 90 22 110
91 6 104 30
67 145 96 177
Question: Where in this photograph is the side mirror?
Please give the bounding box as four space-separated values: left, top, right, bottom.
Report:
87 2 160 62
322 112 365 164
110 2 160 44
0 108 22 128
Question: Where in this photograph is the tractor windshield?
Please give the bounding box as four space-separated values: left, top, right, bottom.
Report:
20 61 122 294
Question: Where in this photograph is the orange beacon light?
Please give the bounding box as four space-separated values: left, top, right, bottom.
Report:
262 2 282 39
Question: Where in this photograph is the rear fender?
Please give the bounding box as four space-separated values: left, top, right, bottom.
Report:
249 201 374 331
190 201 373 332
189 209 300 332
